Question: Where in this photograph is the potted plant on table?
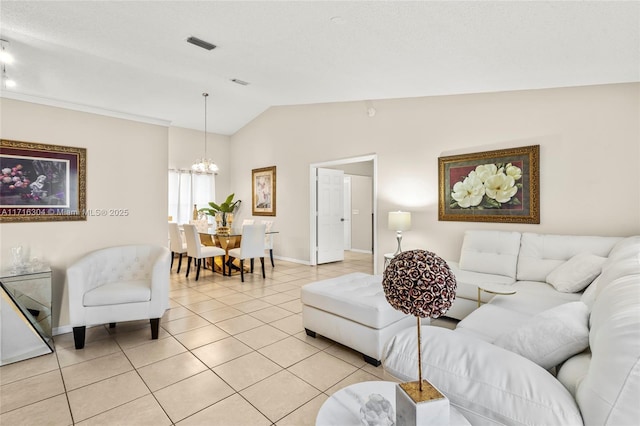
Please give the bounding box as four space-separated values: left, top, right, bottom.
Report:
199 193 241 235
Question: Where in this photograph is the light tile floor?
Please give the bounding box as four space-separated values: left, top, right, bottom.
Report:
1 252 456 425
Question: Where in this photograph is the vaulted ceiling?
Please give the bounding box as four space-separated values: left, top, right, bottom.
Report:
1 1 638 135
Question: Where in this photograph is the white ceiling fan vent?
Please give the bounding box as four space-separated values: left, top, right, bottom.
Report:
231 78 249 86
186 36 216 51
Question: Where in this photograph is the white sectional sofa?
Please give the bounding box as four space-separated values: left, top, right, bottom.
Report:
383 231 640 425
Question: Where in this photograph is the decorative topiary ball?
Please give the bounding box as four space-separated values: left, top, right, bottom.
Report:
382 249 457 319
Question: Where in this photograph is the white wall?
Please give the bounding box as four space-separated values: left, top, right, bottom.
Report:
0 98 169 331
350 174 373 252
229 83 640 267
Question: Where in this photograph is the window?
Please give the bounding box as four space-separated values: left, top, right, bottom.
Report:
168 170 215 224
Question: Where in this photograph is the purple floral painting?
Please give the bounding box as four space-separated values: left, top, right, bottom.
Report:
0 139 86 222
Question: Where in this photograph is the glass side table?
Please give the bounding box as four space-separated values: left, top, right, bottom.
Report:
1 265 54 365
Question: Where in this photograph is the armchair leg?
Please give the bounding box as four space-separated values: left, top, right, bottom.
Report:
150 318 160 339
109 323 116 328
260 257 265 278
270 249 274 267
250 258 254 272
73 326 86 349
239 259 245 282
177 253 183 273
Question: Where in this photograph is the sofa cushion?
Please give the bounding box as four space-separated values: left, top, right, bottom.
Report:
517 233 621 282
301 272 407 329
546 253 607 293
493 301 590 370
458 230 521 279
83 281 151 306
383 326 584 426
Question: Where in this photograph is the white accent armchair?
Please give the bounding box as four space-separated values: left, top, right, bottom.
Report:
66 244 170 349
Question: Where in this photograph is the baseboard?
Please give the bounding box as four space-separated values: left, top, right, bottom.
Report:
273 255 310 265
53 325 73 336
349 249 373 254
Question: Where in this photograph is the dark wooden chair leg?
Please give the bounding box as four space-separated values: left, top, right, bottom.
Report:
195 259 201 281
260 257 265 278
305 328 316 338
250 258 254 272
171 252 175 269
270 249 274 267
109 322 116 328
240 259 245 282
150 318 160 339
177 253 183 273
186 256 192 277
73 326 86 349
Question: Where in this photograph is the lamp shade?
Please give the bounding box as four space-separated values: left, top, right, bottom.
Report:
388 211 411 232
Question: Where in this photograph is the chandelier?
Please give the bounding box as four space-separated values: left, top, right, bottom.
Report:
192 92 219 173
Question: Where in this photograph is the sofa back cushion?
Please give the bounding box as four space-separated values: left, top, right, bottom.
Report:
575 238 640 425
458 230 521 279
516 233 622 282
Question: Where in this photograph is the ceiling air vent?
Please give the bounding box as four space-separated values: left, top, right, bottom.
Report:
231 78 249 86
187 36 216 51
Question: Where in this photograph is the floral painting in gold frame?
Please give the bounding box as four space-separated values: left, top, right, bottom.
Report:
252 166 276 216
1 139 87 223
438 145 539 223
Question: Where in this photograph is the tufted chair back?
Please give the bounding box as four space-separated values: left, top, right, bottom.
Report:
66 244 170 349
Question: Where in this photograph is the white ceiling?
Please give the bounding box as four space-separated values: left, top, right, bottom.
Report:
1 1 638 135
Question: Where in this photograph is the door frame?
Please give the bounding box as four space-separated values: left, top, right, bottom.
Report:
309 154 378 272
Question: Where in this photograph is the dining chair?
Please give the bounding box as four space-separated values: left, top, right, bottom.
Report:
189 218 210 233
262 220 275 267
183 224 226 281
168 222 188 273
242 219 254 226
227 224 266 282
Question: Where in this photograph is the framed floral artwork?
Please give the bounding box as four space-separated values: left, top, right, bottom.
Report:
438 145 539 223
252 166 276 216
0 139 87 223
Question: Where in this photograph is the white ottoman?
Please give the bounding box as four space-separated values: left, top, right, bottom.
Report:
301 272 416 366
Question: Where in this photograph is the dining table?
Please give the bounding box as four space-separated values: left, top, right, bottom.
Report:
198 227 278 275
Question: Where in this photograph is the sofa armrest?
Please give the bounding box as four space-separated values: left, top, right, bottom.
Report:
149 247 170 316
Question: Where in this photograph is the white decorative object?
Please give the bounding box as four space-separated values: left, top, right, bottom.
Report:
395 381 449 426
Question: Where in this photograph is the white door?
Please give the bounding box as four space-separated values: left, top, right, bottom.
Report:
343 176 352 250
317 168 345 264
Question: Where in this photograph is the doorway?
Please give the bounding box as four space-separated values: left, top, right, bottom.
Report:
309 154 377 273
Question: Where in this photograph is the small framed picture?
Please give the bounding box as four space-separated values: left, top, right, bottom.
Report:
252 166 276 216
438 145 540 223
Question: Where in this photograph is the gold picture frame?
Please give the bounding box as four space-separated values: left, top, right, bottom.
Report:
1 139 87 223
252 166 276 216
438 145 539 224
